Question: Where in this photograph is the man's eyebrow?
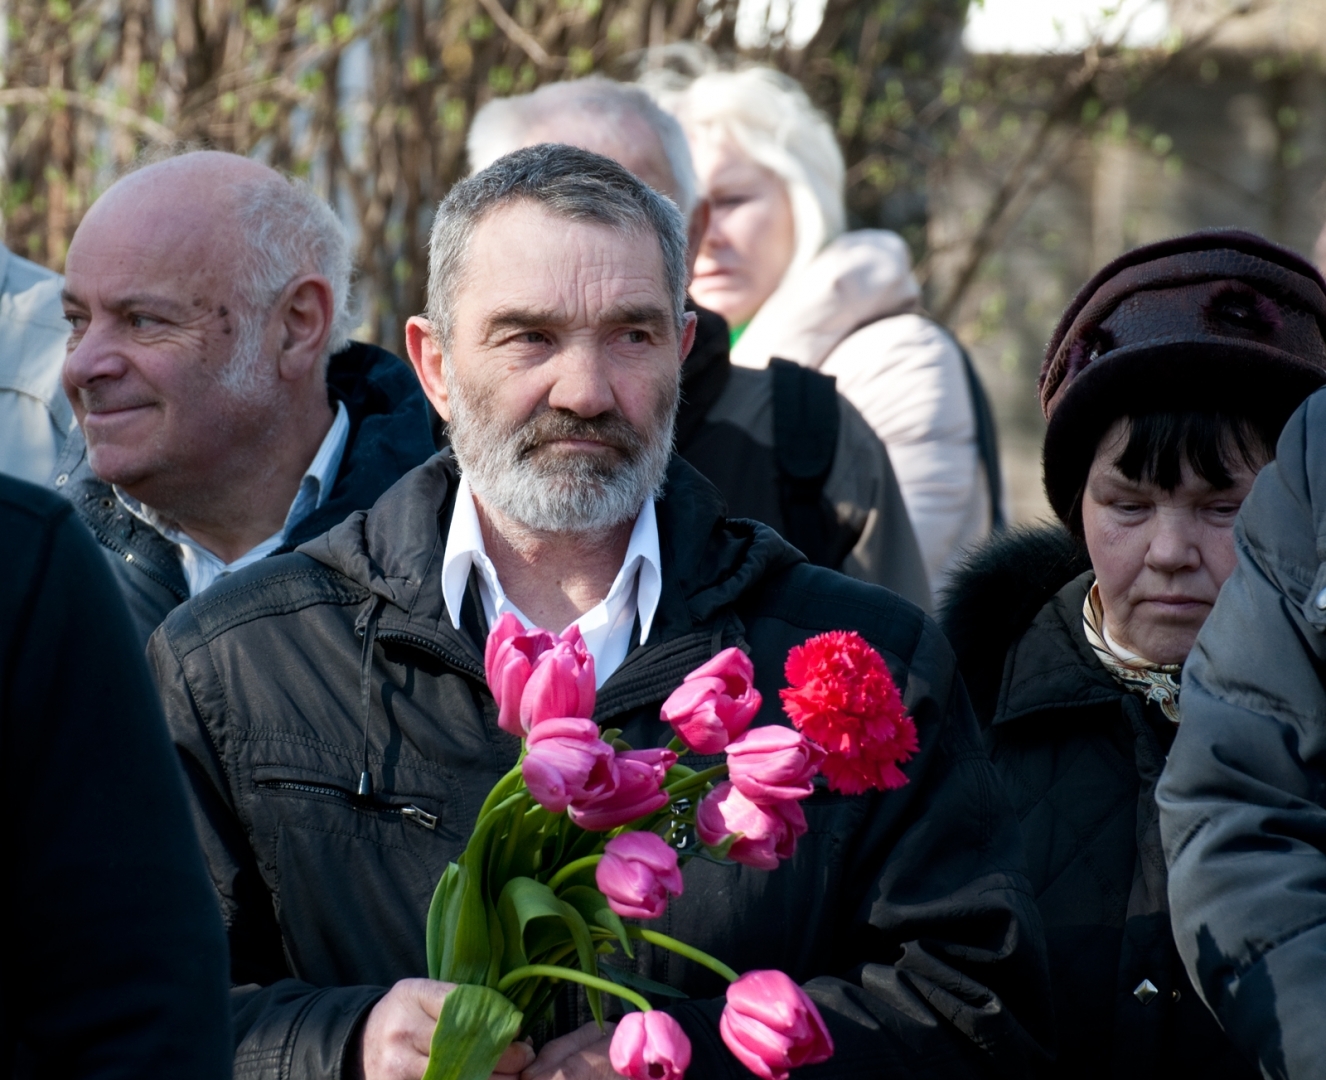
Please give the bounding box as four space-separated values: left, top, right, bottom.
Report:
483 307 565 337
60 289 194 317
601 304 672 329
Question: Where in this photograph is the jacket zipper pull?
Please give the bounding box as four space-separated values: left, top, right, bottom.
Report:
402 806 438 830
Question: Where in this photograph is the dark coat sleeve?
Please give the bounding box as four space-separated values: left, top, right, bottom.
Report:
1158 390 1326 1080
672 593 1054 1079
148 624 386 1080
1 481 231 1077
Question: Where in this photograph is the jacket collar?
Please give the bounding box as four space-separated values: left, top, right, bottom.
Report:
300 450 805 713
992 570 1126 727
56 341 433 575
674 303 732 451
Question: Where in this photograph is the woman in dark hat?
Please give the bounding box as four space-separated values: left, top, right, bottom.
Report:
940 229 1326 1080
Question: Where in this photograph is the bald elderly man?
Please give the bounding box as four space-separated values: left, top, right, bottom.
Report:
466 78 931 610
52 151 434 644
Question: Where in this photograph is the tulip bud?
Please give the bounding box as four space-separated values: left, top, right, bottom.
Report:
596 831 684 920
484 613 555 737
695 781 807 870
719 970 834 1080
569 751 672 832
522 717 616 813
520 626 596 733
609 1011 692 1080
726 726 825 804
660 647 761 754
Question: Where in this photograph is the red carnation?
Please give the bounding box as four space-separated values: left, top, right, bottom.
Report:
779 630 917 795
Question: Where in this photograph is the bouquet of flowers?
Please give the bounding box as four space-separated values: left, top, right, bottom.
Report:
421 613 919 1080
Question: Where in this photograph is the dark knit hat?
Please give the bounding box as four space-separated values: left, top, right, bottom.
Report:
1039 228 1326 525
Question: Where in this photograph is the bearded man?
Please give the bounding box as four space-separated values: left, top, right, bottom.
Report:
149 145 1050 1080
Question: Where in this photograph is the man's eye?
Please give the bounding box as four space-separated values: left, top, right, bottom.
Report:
712 194 750 209
1114 502 1147 514
624 329 649 344
519 331 548 344
63 312 86 330
129 313 158 329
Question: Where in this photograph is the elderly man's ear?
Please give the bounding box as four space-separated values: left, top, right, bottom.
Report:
405 315 451 422
275 275 337 383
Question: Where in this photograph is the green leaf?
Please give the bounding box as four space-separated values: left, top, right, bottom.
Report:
559 886 632 958
438 863 492 985
495 877 602 1025
421 984 523 1080
599 963 690 1001
427 863 461 980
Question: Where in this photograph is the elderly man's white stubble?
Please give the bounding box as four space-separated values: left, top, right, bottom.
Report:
61 151 337 563
405 199 696 633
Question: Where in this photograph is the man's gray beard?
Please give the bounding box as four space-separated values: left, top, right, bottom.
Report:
445 369 678 535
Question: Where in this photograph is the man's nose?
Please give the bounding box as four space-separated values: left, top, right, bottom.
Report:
63 319 129 389
1146 510 1203 574
545 344 617 418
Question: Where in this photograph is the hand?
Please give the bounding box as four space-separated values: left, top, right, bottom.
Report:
521 1021 623 1080
353 978 536 1080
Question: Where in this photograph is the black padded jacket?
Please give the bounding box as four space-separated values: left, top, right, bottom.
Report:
149 452 1052 1080
940 527 1259 1080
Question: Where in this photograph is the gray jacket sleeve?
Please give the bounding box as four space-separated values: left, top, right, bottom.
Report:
1158 389 1326 1080
148 628 386 1080
829 395 933 613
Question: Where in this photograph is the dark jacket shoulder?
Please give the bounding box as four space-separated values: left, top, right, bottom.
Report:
55 341 433 648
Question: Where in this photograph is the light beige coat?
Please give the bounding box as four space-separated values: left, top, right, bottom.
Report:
732 230 991 594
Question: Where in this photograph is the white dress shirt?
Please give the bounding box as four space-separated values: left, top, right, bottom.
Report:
440 477 663 687
117 400 351 596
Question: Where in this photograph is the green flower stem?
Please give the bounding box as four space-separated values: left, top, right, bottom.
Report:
476 761 527 823
664 765 728 800
547 854 602 893
496 964 652 1013
628 927 739 983
666 736 689 756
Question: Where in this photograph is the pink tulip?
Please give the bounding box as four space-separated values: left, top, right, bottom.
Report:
726 726 825 804
569 751 673 832
609 1011 692 1080
660 647 762 754
522 717 616 813
695 781 807 870
485 613 555 737
719 970 834 1080
596 831 684 920
520 626 596 733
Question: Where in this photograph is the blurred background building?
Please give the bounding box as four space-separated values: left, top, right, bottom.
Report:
3 0 1323 523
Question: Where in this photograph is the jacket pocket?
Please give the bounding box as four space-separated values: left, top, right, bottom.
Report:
247 763 462 987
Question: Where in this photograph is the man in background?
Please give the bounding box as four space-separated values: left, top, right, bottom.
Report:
466 77 931 611
52 150 435 644
0 243 71 483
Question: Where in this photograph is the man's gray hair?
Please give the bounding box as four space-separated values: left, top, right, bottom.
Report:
466 77 698 219
426 143 689 350
231 173 357 358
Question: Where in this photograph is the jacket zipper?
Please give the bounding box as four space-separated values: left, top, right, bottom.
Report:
375 628 485 679
257 779 438 830
87 520 189 601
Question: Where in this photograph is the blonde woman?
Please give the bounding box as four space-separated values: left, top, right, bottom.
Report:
651 63 994 594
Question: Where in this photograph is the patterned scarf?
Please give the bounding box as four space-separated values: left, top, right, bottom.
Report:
1082 583 1183 724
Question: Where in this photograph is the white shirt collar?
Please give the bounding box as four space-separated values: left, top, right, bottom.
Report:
117 399 350 596
440 476 663 686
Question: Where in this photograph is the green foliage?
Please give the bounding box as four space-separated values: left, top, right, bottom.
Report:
420 986 524 1080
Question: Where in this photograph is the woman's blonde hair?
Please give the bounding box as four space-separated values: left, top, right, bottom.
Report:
646 59 845 279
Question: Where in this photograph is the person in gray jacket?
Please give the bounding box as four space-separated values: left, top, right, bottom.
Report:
0 244 71 483
1159 386 1326 1080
